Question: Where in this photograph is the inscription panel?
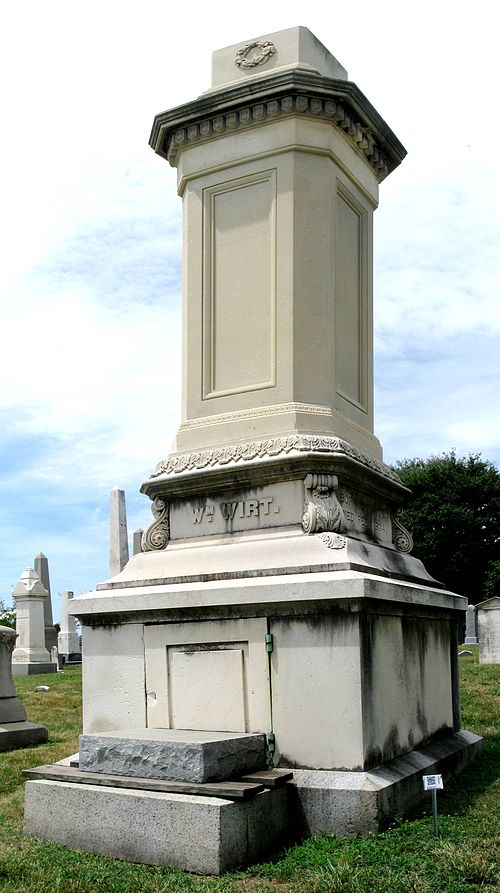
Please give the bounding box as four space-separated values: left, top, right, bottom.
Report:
170 480 302 540
337 486 392 546
203 170 277 399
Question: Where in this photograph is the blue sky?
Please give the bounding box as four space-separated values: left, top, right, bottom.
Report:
1 1 499 619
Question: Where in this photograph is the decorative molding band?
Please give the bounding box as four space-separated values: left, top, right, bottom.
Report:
391 508 413 554
178 402 332 431
166 94 390 180
141 498 170 552
302 474 345 535
149 435 401 484
318 532 347 550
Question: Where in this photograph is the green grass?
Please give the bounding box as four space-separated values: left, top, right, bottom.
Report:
0 652 498 893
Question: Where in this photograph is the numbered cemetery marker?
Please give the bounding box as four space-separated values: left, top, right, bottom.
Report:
422 774 444 835
422 774 444 791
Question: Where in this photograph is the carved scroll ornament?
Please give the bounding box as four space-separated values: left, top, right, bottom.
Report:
141 498 170 552
391 507 413 553
302 474 345 535
318 532 347 550
235 40 276 69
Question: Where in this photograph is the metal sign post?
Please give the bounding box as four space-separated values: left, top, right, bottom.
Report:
422 774 444 836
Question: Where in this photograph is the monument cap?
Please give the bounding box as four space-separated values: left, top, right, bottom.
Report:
12 567 47 598
210 26 348 90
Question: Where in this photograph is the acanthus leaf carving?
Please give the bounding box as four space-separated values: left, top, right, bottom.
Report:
149 435 401 485
391 508 413 554
141 498 170 552
302 474 345 535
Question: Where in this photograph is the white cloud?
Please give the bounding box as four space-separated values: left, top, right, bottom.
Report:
0 0 499 604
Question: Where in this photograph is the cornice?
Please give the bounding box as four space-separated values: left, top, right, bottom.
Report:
150 71 406 182
142 435 402 490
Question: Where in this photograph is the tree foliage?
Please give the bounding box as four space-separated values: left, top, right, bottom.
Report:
0 598 16 629
393 451 500 603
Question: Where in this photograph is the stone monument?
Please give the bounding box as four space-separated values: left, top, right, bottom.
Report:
57 591 81 663
12 568 56 675
0 626 48 750
476 597 500 664
464 604 478 645
33 552 58 652
109 487 129 576
24 27 482 872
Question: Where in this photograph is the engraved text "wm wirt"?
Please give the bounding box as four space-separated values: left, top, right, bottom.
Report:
193 498 280 524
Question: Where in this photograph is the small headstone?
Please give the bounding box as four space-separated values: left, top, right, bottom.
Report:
464 604 478 645
109 488 129 576
57 591 81 662
35 685 50 692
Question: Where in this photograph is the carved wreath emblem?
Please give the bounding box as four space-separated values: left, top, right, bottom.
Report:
235 40 276 70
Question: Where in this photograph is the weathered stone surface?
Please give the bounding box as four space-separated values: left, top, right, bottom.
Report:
0 721 48 752
289 730 483 837
24 781 290 873
79 729 267 783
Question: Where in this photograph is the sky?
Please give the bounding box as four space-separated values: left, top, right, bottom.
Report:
1 0 499 617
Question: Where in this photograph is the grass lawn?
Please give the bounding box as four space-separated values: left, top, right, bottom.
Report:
0 651 498 893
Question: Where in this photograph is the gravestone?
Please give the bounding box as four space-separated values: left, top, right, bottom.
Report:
34 553 58 652
12 568 56 675
133 528 143 556
109 487 129 576
464 604 478 645
57 591 81 663
24 27 482 871
476 597 500 664
0 625 48 750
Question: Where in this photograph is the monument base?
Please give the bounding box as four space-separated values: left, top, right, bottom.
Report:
24 779 291 874
0 721 48 752
12 662 57 676
24 730 482 873
290 730 483 837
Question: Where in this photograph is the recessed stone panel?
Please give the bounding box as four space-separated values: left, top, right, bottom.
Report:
169 480 302 540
